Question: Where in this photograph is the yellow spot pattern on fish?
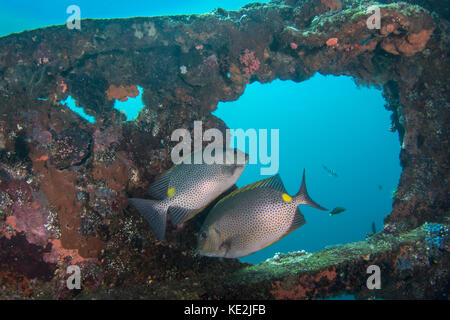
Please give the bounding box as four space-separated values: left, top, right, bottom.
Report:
282 193 292 202
167 187 175 198
214 188 296 251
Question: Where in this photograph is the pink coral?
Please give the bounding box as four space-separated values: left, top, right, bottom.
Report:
239 49 260 76
37 57 49 66
59 81 67 93
7 201 51 247
93 126 121 153
43 239 90 264
326 37 339 48
290 42 298 50
204 54 218 69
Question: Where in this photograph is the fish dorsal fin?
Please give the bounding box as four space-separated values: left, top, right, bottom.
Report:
237 174 286 194
219 233 246 257
215 174 286 207
255 174 286 192
148 167 174 199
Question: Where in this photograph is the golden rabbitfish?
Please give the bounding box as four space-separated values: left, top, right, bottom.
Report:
129 148 248 240
197 170 327 258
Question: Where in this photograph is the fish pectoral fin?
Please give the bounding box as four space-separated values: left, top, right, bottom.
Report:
219 233 244 257
219 238 231 252
169 206 198 225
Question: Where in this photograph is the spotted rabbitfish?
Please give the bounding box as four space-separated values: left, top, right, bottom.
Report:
198 170 327 258
129 148 248 240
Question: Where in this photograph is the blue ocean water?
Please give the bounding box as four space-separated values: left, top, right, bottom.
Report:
214 75 401 263
113 86 144 121
0 0 264 37
1 1 401 265
59 95 96 123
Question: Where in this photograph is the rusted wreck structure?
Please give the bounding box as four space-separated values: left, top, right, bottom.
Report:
0 0 448 299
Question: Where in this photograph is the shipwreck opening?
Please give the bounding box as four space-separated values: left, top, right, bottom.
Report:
59 85 145 123
214 74 402 264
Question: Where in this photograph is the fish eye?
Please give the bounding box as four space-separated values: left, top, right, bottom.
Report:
200 231 207 239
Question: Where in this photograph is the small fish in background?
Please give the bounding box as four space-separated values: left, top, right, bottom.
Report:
197 169 327 258
129 148 249 240
329 207 346 216
378 185 383 190
322 164 338 178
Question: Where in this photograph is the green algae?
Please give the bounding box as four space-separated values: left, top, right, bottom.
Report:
227 224 435 285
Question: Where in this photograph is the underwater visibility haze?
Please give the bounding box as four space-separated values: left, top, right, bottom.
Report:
0 0 448 301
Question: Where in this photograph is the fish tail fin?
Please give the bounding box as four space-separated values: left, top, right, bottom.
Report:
294 169 328 211
128 198 168 240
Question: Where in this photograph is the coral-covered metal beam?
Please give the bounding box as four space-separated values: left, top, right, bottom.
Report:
0 0 448 299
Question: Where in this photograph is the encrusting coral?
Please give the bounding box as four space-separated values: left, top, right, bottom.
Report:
0 0 448 299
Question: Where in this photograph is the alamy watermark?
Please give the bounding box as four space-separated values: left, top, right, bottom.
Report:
66 265 81 290
171 121 279 175
366 5 381 30
366 265 381 289
66 4 381 32
66 5 81 30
